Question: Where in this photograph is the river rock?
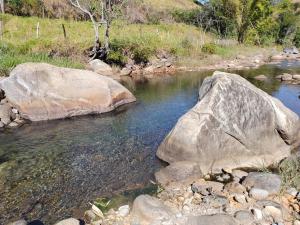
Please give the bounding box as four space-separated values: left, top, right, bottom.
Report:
87 59 113 76
263 205 282 221
292 75 300 80
117 205 130 217
281 73 293 81
131 195 175 225
242 172 281 195
188 214 238 225
0 63 136 121
224 182 246 194
0 103 12 125
234 210 254 225
157 71 300 177
283 47 299 54
249 188 269 200
254 75 268 81
192 180 224 196
54 218 81 225
155 161 202 186
7 220 27 225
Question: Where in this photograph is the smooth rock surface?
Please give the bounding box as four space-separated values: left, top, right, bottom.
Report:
155 161 202 186
7 220 27 225
0 103 11 125
188 214 238 225
242 172 281 195
131 195 175 225
88 59 113 76
157 71 300 176
54 218 81 225
249 188 269 200
254 75 268 81
1 63 136 121
234 210 254 225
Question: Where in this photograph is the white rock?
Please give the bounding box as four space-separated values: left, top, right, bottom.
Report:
12 108 18 114
88 59 113 76
7 220 27 225
54 218 80 225
263 205 282 220
117 205 130 217
249 188 269 200
251 208 263 220
294 220 300 225
233 194 247 204
1 63 136 122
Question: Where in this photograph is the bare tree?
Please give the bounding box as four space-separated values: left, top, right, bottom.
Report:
0 0 4 14
69 0 115 59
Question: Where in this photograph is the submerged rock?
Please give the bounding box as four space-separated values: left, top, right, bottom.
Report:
157 71 300 178
0 63 136 121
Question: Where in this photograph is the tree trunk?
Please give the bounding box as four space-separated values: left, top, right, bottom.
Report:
0 0 4 13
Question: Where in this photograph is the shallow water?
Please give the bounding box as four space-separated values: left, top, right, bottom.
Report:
0 61 300 224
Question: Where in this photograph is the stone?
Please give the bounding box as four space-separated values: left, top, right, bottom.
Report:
191 180 224 196
263 205 282 220
54 218 81 225
0 103 11 125
131 195 175 225
283 47 299 54
7 220 27 225
249 188 269 200
117 205 130 217
286 187 298 197
281 73 293 81
251 208 263 220
156 71 300 177
294 220 300 225
254 75 268 81
188 214 238 225
224 182 246 194
271 54 287 61
87 59 113 76
232 170 248 180
234 211 254 225
1 63 136 121
84 210 97 223
0 121 4 128
120 68 132 76
292 75 300 80
242 172 281 195
0 89 5 100
8 121 19 128
275 75 283 80
12 108 18 114
155 161 202 186
202 195 228 208
233 194 247 204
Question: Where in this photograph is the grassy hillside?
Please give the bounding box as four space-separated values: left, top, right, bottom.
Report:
143 0 199 10
0 13 274 77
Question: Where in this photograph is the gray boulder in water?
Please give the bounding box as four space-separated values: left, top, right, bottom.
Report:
0 63 136 121
157 71 300 177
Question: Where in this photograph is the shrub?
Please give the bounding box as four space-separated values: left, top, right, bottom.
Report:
132 46 153 64
201 43 217 54
279 156 300 190
293 29 300 48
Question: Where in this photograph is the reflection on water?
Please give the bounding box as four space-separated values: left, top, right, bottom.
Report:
0 62 300 224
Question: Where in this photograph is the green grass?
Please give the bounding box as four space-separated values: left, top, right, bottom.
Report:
143 0 199 10
0 13 276 76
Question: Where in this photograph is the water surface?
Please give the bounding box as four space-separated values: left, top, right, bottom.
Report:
0 62 300 224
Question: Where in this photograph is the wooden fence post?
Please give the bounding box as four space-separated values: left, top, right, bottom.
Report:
0 20 3 40
36 22 40 38
62 24 67 39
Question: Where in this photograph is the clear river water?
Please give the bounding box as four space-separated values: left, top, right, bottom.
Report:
0 61 300 224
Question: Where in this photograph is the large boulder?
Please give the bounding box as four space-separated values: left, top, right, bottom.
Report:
0 63 136 121
87 59 113 76
157 71 300 177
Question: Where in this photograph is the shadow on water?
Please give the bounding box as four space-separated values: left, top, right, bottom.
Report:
0 62 300 224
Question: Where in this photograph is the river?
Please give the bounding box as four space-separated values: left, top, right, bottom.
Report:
0 61 300 224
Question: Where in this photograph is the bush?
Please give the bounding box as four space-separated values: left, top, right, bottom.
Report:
132 46 153 64
171 9 200 25
279 156 300 190
201 43 217 54
293 29 300 48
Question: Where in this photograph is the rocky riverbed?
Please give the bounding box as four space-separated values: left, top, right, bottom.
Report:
16 168 299 225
